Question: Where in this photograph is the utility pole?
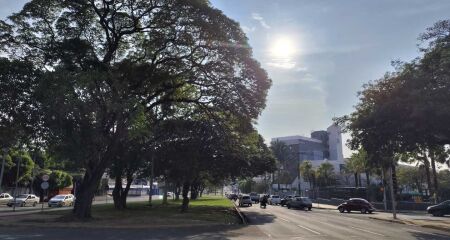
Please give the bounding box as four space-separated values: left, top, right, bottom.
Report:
381 167 387 211
148 153 154 206
0 148 7 193
297 158 302 196
389 165 397 219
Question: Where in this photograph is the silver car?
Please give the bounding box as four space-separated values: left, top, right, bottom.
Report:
238 195 253 207
48 194 75 207
7 194 39 207
0 193 13 205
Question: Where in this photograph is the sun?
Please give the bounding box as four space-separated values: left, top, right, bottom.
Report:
270 36 296 58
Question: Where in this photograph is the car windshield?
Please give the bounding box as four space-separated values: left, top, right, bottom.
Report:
272 196 279 198
300 197 311 202
53 195 66 200
242 196 250 199
16 194 28 198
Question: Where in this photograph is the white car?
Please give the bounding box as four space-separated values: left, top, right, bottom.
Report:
0 193 13 205
7 194 39 207
268 195 281 205
48 194 75 207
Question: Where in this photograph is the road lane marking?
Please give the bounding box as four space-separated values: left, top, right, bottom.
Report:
403 228 437 236
297 224 321 235
350 226 385 236
278 217 290 222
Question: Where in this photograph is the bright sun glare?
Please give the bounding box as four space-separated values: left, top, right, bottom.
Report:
270 36 296 58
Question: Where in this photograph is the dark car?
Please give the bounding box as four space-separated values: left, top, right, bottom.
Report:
227 193 238 201
281 195 300 206
250 192 260 203
287 197 312 210
427 200 450 217
338 198 375 214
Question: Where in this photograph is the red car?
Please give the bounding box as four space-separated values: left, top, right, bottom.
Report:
338 198 375 214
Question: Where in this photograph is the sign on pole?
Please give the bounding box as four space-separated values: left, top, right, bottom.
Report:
41 181 49 190
42 175 50 182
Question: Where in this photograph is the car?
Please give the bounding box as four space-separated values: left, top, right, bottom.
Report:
0 193 13 205
238 195 253 207
249 192 259 203
287 197 312 210
268 195 281 205
227 193 238 201
7 194 39 207
427 200 450 217
337 198 375 214
48 194 75 207
281 195 300 206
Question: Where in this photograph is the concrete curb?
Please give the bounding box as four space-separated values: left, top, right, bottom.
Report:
231 201 247 224
369 216 450 233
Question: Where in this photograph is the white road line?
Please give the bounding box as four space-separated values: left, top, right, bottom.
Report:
297 224 321 235
278 217 290 222
403 228 436 236
350 226 385 236
262 231 272 239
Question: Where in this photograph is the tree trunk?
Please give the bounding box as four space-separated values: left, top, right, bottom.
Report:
181 181 190 212
365 171 370 187
190 184 198 200
358 173 362 187
73 166 106 218
354 173 358 188
175 182 181 201
113 174 132 210
423 158 432 196
430 156 439 202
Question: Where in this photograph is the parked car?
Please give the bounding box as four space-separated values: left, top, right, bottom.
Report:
268 195 281 205
337 198 375 214
227 193 238 201
238 195 253 207
287 197 313 210
281 195 300 206
7 194 39 207
427 200 450 217
48 194 75 207
250 192 259 203
0 193 13 205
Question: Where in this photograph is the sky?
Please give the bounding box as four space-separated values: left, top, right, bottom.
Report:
2 0 450 157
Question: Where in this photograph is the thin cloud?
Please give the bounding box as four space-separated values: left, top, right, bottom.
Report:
241 25 256 33
251 13 271 29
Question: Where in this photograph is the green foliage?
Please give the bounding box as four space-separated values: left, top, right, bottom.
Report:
300 160 316 188
32 169 72 194
2 150 34 187
316 162 336 187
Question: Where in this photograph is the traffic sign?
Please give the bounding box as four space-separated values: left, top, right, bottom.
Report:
41 181 49 190
42 175 50 181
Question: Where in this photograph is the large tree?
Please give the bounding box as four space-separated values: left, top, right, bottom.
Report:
0 0 271 218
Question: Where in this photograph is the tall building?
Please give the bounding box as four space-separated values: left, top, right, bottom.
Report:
271 124 345 191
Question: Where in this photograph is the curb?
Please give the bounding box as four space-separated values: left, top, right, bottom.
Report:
369 216 450 233
231 201 247 224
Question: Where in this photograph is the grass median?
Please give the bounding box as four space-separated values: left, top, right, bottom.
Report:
3 195 241 228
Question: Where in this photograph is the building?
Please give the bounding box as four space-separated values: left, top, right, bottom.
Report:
271 124 346 192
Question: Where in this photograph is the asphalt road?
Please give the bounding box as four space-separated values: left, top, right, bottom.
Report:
238 204 450 240
0 203 449 239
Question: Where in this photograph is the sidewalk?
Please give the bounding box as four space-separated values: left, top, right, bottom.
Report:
313 203 338 210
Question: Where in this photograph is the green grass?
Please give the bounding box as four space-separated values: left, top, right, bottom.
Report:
42 196 239 226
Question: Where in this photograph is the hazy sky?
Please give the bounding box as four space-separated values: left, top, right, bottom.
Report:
2 0 450 157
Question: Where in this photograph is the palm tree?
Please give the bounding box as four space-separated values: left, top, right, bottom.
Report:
316 162 335 187
299 161 315 189
270 140 291 191
346 150 366 187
